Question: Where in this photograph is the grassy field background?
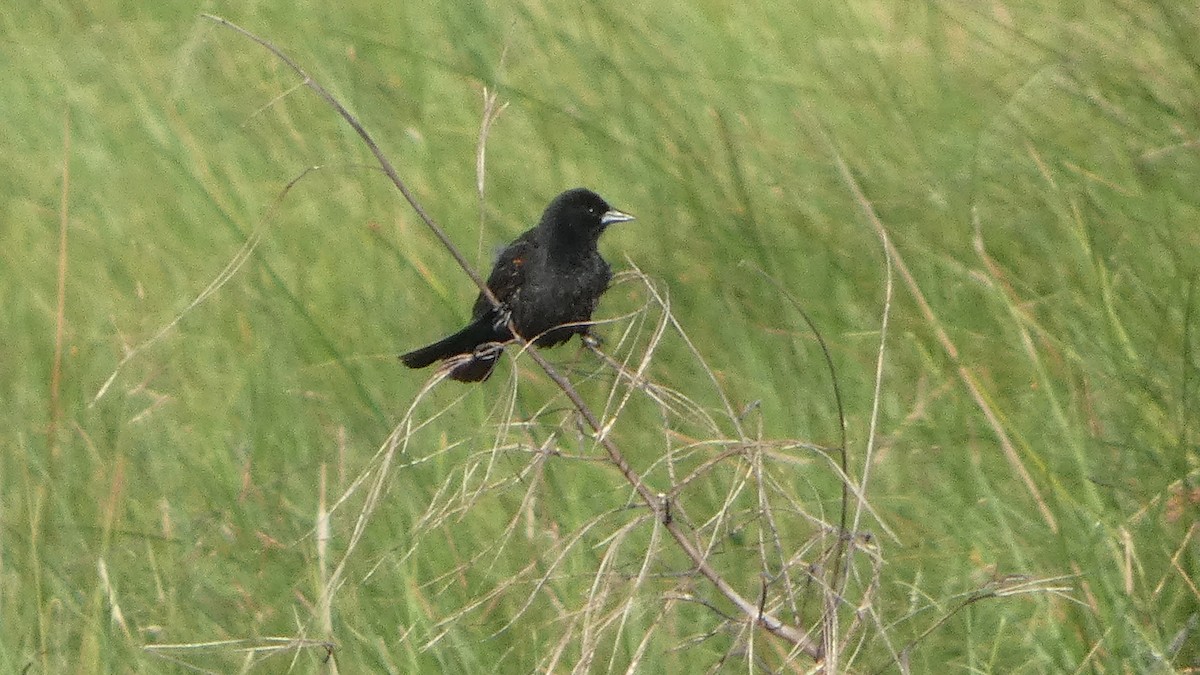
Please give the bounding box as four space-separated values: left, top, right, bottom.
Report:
4 1 1198 671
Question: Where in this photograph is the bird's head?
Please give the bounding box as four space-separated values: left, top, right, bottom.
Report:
542 188 635 241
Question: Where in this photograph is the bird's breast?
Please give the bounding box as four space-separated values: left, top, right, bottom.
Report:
509 256 609 341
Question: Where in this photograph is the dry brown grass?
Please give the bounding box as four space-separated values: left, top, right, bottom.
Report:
136 17 1079 672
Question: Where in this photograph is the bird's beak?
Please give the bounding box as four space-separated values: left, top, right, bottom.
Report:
601 209 635 226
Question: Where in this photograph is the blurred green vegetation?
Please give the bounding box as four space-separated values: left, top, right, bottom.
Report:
3 1 1198 671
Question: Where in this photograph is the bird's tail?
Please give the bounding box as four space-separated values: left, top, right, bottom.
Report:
399 320 490 368
399 317 506 382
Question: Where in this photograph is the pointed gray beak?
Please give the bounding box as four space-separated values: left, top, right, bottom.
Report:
601 208 635 226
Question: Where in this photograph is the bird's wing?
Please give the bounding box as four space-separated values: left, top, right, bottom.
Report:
471 229 537 321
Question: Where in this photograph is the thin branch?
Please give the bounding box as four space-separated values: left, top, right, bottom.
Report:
199 14 496 307
202 14 821 660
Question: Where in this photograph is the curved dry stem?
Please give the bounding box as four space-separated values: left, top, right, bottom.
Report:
203 14 822 661
92 164 321 405
200 14 495 307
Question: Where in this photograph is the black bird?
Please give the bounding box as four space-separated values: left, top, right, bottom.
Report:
400 188 634 382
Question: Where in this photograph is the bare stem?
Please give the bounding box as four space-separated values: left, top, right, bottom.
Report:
202 13 821 661
200 14 497 308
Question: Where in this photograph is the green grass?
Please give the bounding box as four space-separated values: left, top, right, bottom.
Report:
4 1 1199 671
